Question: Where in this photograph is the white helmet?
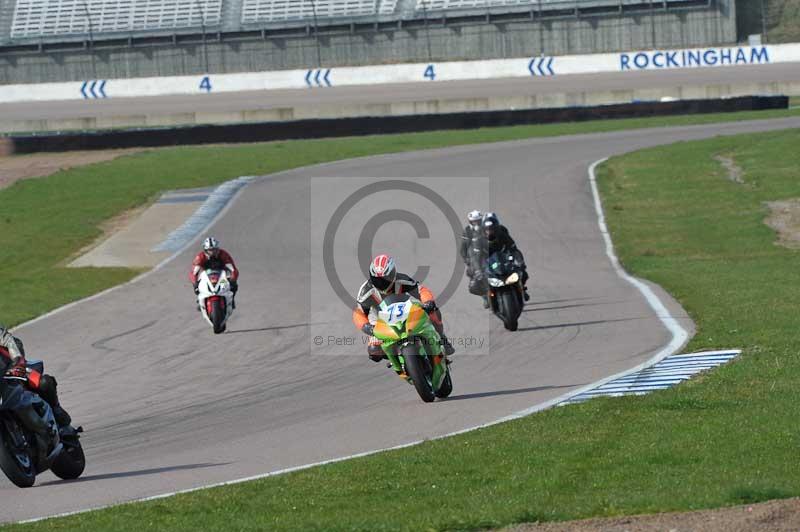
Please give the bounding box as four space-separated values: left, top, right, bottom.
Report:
203 237 220 256
467 210 483 226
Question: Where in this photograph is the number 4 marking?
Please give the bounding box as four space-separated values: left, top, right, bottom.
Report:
200 76 212 92
424 64 435 81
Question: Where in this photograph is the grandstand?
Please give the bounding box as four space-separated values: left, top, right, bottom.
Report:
0 0 734 84
1 0 719 43
10 0 223 38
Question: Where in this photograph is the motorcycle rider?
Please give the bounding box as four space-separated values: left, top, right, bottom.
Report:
189 237 239 308
480 212 530 301
461 210 492 308
353 254 455 370
460 210 484 277
0 325 72 428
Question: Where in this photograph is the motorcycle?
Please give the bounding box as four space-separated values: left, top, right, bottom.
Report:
482 250 525 331
0 360 85 487
372 293 453 403
197 268 234 334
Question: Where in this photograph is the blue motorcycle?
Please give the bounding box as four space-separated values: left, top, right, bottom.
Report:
0 360 84 487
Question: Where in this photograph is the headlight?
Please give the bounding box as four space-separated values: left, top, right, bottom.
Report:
487 277 505 287
505 272 519 284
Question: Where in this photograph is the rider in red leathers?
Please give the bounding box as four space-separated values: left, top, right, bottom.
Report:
189 237 240 307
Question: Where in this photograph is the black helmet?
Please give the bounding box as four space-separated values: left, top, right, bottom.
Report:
482 212 500 242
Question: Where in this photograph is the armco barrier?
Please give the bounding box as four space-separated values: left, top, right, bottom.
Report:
1 44 800 105
7 96 788 154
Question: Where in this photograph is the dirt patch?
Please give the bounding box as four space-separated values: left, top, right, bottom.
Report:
0 148 145 190
506 497 800 532
714 154 745 184
764 199 800 249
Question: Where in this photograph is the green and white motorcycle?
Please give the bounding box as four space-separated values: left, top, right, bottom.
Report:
373 293 453 403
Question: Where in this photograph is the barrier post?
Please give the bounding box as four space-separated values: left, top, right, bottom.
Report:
194 0 210 74
310 0 323 67
81 0 97 79
421 0 433 62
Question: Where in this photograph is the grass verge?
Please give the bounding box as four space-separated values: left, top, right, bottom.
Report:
5 119 800 529
3 106 800 327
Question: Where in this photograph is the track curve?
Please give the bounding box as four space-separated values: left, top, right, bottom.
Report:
4 116 800 521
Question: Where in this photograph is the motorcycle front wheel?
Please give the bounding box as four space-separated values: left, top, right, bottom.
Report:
0 421 36 488
210 299 226 334
497 289 520 331
402 344 436 403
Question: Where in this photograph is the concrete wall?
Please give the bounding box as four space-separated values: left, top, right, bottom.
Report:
3 80 797 134
0 1 736 84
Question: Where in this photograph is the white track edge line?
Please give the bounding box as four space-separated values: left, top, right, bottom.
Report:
19 158 691 524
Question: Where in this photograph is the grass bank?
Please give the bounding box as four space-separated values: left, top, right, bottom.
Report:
2 106 800 327
737 0 800 42
7 121 800 530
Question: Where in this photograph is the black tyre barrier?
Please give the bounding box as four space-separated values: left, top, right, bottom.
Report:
5 95 788 154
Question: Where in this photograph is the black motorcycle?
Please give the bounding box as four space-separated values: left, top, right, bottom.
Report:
481 250 526 331
0 360 84 487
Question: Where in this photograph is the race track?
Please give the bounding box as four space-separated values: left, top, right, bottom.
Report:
1 63 798 121
4 116 800 521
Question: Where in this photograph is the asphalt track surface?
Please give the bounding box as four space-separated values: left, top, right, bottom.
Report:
2 63 799 121
4 116 800 522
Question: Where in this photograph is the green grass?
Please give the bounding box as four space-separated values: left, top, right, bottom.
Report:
2 106 800 327
737 0 800 42
9 123 800 532
765 0 800 43
5 111 800 530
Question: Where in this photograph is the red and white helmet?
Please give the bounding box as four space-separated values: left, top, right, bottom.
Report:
369 254 397 293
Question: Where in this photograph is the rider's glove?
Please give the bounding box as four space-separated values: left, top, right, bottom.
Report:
361 323 374 336
230 280 238 293
422 301 438 314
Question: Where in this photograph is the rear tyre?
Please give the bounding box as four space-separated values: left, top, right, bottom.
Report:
498 290 520 331
402 344 435 403
0 423 36 488
434 372 453 398
210 299 226 334
50 440 85 480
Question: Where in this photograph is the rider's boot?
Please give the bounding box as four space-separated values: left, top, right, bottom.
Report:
482 295 490 309
440 334 456 357
52 405 72 428
38 375 72 427
523 286 530 302
368 343 387 363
